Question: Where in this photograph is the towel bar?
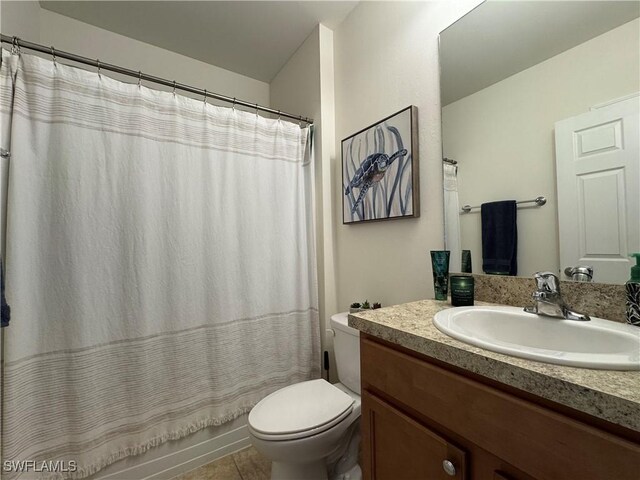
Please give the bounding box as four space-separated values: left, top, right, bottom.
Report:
461 196 546 214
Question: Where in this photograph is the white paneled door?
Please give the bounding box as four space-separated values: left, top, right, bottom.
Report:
555 96 639 284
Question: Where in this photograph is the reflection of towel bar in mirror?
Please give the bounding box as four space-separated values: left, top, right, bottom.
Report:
461 196 547 214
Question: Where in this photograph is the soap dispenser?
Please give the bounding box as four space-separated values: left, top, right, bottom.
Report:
626 253 640 326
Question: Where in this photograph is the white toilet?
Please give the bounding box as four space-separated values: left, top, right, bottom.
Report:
248 312 361 480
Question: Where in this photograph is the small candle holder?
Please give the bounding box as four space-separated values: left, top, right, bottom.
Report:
450 275 474 306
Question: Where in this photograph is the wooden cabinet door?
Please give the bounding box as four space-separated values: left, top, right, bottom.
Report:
362 390 467 480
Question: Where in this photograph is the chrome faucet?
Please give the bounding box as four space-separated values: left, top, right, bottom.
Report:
523 272 590 321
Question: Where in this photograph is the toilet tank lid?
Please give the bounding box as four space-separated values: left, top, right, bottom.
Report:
248 379 354 436
331 312 360 336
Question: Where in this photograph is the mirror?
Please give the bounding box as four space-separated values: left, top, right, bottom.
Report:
439 0 640 284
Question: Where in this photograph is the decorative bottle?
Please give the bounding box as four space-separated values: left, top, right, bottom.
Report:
626 253 640 326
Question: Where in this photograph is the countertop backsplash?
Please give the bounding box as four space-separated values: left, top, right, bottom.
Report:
461 273 627 324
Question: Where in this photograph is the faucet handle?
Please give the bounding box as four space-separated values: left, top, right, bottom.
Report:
533 271 560 293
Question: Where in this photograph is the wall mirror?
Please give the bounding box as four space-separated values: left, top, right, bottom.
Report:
439 0 640 284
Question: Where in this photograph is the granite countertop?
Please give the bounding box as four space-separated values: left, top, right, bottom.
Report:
349 300 640 433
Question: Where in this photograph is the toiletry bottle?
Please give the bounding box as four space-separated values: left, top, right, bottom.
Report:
626 253 640 326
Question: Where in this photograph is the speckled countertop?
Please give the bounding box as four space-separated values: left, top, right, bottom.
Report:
349 300 640 433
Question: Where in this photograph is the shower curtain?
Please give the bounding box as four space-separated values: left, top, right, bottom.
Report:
444 163 462 273
0 49 319 478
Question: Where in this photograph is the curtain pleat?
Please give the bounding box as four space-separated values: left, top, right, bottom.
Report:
444 163 462 273
0 49 319 479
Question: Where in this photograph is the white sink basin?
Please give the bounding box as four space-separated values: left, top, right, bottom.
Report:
433 306 640 370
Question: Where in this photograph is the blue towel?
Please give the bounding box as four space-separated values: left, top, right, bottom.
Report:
481 200 517 276
1 259 9 328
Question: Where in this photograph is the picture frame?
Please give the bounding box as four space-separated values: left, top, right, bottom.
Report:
341 105 419 224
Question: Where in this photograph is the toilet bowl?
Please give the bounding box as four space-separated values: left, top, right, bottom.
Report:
248 312 361 480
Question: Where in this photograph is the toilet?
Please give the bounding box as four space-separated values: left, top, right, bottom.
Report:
248 312 361 480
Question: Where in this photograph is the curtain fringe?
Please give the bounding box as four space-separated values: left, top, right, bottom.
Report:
49 406 255 480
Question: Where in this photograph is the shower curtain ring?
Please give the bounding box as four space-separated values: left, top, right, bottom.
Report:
299 115 303 127
138 71 142 87
11 36 20 55
172 80 177 95
97 59 101 78
255 103 259 118
204 89 208 105
232 98 236 111
51 46 57 66
277 110 281 120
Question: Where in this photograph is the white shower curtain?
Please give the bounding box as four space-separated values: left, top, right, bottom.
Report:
443 163 462 273
0 49 319 478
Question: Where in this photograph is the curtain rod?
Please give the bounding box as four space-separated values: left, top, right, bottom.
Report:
0 34 314 125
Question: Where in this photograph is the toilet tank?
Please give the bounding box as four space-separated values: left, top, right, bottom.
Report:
330 312 361 394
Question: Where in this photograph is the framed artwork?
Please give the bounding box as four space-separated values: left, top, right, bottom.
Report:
342 106 419 224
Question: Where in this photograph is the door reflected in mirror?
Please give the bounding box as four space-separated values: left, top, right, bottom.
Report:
439 1 640 284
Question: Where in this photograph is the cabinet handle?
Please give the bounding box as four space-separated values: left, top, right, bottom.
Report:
442 459 456 476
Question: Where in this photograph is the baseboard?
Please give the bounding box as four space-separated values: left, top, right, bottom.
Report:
96 422 250 480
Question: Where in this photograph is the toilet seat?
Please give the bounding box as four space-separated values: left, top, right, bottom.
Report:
249 379 355 441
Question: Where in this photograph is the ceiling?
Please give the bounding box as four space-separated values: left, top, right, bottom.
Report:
440 1 640 106
39 1 358 82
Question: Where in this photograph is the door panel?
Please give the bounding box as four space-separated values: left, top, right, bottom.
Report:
555 96 639 283
578 168 625 255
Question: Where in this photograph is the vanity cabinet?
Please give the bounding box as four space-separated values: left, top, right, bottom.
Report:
360 335 640 480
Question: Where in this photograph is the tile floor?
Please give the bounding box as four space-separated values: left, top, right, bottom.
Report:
175 447 271 480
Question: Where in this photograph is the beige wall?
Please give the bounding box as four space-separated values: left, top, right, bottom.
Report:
332 0 481 310
1 1 42 42
1 2 269 105
442 18 640 278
